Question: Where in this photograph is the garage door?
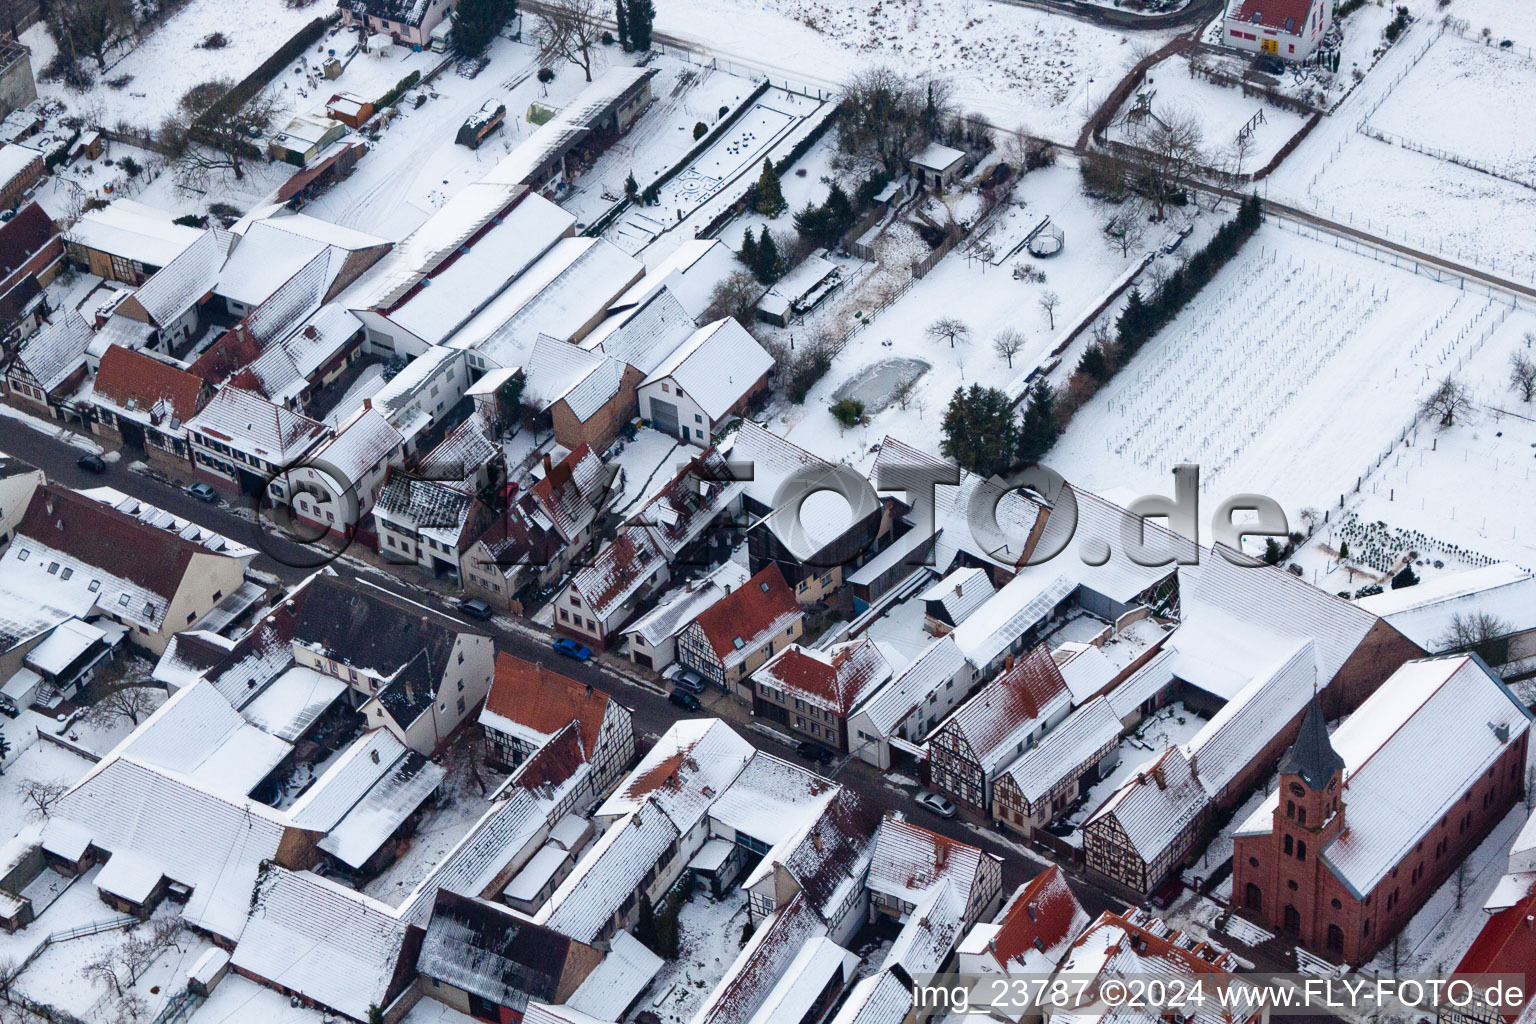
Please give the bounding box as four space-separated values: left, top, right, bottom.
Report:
649 396 680 436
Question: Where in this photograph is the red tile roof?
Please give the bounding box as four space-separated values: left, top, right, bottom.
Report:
93 344 208 423
946 644 1069 765
988 865 1086 967
753 639 889 716
692 564 800 662
0 202 55 282
1455 882 1536 1020
484 651 613 753
1227 0 1317 34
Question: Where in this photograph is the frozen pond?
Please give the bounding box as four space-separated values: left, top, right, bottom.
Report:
832 357 931 414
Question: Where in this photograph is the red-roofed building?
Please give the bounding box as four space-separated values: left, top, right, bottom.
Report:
1223 0 1332 60
87 344 213 470
958 865 1090 985
751 638 892 753
479 652 635 792
677 564 804 694
1446 882 1536 1024
554 525 670 646
926 644 1072 812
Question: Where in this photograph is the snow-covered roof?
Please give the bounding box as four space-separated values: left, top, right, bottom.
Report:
858 634 970 737
584 286 701 376
188 386 329 467
481 67 659 189
233 866 411 1021
640 318 774 420
117 680 292 799
745 936 859 1024
1083 745 1208 862
709 750 840 849
238 664 347 741
975 865 1089 975
867 815 985 910
387 192 575 348
450 237 642 365
598 717 754 832
216 220 333 309
919 567 995 625
567 930 664 1020
16 309 92 391
129 228 233 325
23 617 104 675
884 879 966 976
539 803 680 943
752 639 892 717
77 486 257 560
690 564 802 674
42 753 291 941
1184 640 1316 798
397 788 548 926
1356 563 1536 650
610 239 738 321
1056 642 1119 704
567 525 667 622
948 573 1076 671
0 141 39 186
1235 655 1531 898
305 405 401 486
690 892 829 1024
931 644 1072 776
292 729 445 868
911 143 966 171
1000 697 1123 807
67 198 202 269
623 561 750 647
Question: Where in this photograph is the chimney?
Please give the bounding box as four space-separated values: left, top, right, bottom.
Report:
542 453 553 474
1004 655 1014 672
363 398 372 410
585 683 593 699
1026 902 1038 922
955 583 963 598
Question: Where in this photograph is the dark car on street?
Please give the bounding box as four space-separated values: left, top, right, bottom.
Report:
669 690 702 711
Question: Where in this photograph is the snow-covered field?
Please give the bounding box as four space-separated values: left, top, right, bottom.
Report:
1366 32 1536 184
654 0 1163 143
1109 56 1312 171
23 0 323 129
1048 222 1506 523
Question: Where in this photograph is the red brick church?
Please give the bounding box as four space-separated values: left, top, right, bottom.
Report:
1231 656 1530 965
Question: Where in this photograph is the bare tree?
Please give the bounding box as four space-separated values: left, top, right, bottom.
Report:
82 684 161 730
839 67 953 172
992 328 1024 368
47 0 134 71
19 779 69 820
704 270 762 326
163 79 284 187
1384 930 1411 975
1133 108 1205 221
82 952 123 998
1102 207 1148 258
926 317 970 349
113 994 151 1024
890 374 920 411
1525 765 1536 810
1038 291 1061 331
1421 374 1474 428
1452 859 1475 910
1298 506 1322 534
536 0 605 82
1438 611 1510 665
1509 352 1536 402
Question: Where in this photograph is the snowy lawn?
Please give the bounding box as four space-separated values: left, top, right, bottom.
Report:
1108 56 1312 171
1366 32 1536 184
762 160 1146 468
647 887 751 1024
653 0 1169 144
24 0 323 129
0 731 97 847
1048 221 1494 525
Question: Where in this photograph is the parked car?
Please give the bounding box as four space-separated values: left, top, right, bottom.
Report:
552 637 592 661
76 453 107 473
187 483 219 503
668 690 702 711
459 598 493 620
914 791 957 819
797 740 836 765
673 669 707 695
1254 55 1286 76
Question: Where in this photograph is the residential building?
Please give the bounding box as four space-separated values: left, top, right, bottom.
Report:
0 201 63 343
479 652 635 790
636 318 773 446
925 644 1072 813
866 814 1004 928
372 469 495 581
1223 0 1333 60
751 639 892 753
87 344 212 470
341 0 459 48
279 405 403 542
956 865 1089 1002
676 564 803 694
622 561 750 672
1231 657 1530 964
847 634 976 771
186 386 330 497
5 310 91 418
553 526 670 646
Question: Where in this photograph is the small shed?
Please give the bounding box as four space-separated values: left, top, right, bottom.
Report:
321 55 344 79
755 251 843 327
909 142 967 190
457 100 506 148
268 114 346 167
364 32 393 55
325 92 374 129
187 948 231 996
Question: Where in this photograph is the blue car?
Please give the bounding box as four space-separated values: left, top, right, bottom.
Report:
552 637 592 661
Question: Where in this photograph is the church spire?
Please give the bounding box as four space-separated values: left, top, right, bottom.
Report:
1278 693 1344 790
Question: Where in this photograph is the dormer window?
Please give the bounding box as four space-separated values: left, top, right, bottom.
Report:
17 548 28 560
118 593 131 606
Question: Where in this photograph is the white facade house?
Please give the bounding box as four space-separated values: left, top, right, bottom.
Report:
636 319 774 446
1222 0 1332 60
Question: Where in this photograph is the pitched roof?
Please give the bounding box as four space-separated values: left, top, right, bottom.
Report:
1184 640 1317 798
92 344 206 425
0 201 55 280
1455 880 1536 1000
568 526 667 621
934 644 1071 776
1275 690 1342 790
1226 0 1318 34
1083 745 1209 862
16 310 91 391
867 815 985 909
419 890 598 1009
984 866 1089 971
1000 696 1122 807
233 866 410 1021
640 318 774 420
858 634 970 738
528 443 605 544
187 386 328 465
691 564 801 670
690 892 828 1024
1356 563 1536 650
481 652 616 754
540 803 681 944
127 227 232 325
752 639 891 716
